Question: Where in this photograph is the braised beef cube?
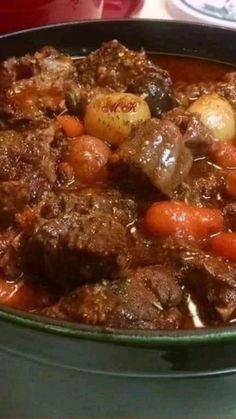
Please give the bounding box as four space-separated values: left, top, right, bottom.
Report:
67 188 137 226
76 40 174 117
173 159 226 208
0 47 77 123
42 265 183 329
0 46 75 83
161 236 236 322
186 253 236 322
23 212 128 289
0 119 58 223
36 188 137 228
0 181 33 226
164 108 215 157
0 119 57 181
110 118 193 196
128 74 175 117
128 228 162 268
162 110 226 207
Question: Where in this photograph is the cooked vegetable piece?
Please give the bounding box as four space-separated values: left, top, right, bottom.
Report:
211 141 236 168
212 233 236 262
188 94 236 141
65 135 111 183
58 115 84 137
146 201 224 238
84 92 151 146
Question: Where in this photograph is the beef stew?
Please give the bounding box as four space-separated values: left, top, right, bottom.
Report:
0 40 236 330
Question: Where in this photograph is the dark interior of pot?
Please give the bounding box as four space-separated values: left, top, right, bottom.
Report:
0 20 236 350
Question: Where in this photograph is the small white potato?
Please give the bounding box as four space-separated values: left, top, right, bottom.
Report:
84 92 151 146
188 94 236 141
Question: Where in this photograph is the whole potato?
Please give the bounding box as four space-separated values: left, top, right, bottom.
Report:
188 94 236 141
65 135 111 184
84 92 151 146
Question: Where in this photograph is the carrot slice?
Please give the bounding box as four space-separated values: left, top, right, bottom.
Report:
212 232 236 262
58 115 84 138
146 201 224 239
211 141 236 169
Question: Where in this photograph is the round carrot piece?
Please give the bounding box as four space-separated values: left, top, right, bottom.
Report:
65 135 111 184
58 115 84 138
211 141 236 169
212 232 236 262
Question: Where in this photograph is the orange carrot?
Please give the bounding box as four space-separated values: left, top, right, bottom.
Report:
65 135 111 184
58 115 84 138
146 201 224 239
211 141 236 169
212 232 236 261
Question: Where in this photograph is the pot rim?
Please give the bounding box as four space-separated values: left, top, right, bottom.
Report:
0 17 236 39
1 19 236 347
1 305 236 347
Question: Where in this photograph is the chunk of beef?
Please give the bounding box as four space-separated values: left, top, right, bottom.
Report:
0 47 77 123
0 181 36 225
110 118 193 196
164 108 216 157
128 74 174 118
0 119 59 224
41 265 183 329
161 237 236 322
0 119 57 181
18 188 139 288
128 228 162 268
174 72 236 109
70 188 137 227
186 253 236 322
163 110 225 206
34 188 137 227
20 187 138 288
76 40 174 117
23 210 128 290
173 159 226 207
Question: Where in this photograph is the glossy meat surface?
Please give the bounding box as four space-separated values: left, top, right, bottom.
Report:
42 265 183 329
111 118 193 196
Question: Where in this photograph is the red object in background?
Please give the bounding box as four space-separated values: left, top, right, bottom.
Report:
0 0 104 33
103 0 144 18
